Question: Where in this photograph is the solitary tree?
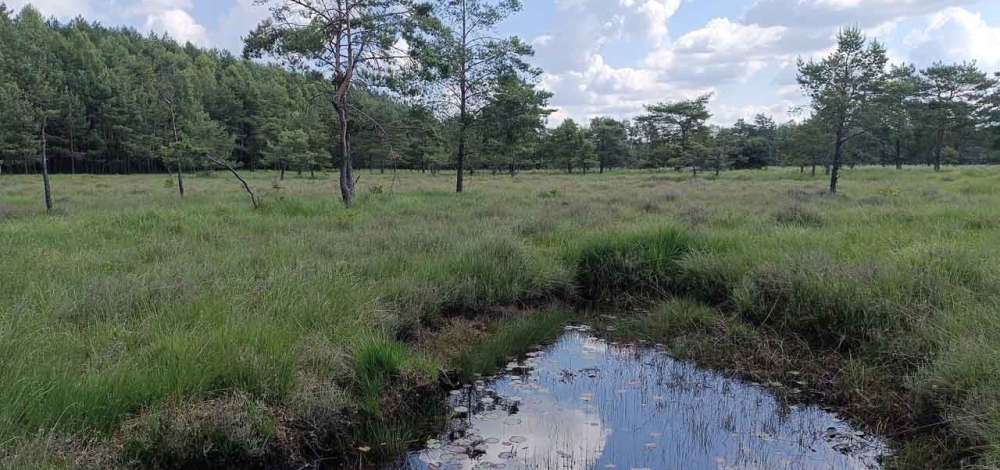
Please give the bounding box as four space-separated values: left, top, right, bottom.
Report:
247 0 434 205
429 0 535 192
8 6 63 210
798 27 887 194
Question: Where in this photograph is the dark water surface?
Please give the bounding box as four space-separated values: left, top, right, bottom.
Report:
388 326 885 470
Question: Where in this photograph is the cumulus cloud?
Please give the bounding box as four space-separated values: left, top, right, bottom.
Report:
144 8 208 46
535 0 682 73
904 7 1000 68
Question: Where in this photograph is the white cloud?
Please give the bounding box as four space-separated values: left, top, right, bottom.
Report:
537 0 682 73
714 101 797 124
904 7 1000 68
144 8 208 46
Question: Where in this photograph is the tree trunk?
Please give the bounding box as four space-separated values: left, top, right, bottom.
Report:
456 119 466 193
40 119 53 211
455 2 469 193
895 139 902 170
168 105 184 198
334 96 354 205
811 165 816 177
177 164 185 197
830 129 845 194
934 124 944 172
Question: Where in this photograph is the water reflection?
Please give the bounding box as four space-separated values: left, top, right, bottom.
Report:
389 326 884 470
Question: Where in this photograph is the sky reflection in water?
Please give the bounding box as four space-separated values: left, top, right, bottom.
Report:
389 326 884 470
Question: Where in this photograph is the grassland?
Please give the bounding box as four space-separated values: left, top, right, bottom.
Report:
1 167 999 469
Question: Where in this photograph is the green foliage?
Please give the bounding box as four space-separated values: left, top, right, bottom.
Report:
0 6 349 176
797 27 888 192
550 119 598 173
477 74 553 174
590 117 631 171
919 62 996 170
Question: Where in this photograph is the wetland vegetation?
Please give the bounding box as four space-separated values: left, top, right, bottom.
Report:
2 168 999 469
3 1 1000 469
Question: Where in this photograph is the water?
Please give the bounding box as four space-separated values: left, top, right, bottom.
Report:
389 326 885 470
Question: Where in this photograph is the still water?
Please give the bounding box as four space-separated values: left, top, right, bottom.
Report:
389 325 885 470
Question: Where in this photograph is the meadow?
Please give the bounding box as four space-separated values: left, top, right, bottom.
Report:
1 167 998 469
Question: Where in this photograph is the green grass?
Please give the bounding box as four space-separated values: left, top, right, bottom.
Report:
351 335 408 415
454 309 567 381
1 167 1000 467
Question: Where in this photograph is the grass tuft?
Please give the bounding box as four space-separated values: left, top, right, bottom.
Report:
351 335 408 416
455 309 566 381
569 226 691 301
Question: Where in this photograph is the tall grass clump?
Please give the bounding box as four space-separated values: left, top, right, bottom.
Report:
455 310 566 381
351 335 408 415
439 232 569 311
569 225 691 301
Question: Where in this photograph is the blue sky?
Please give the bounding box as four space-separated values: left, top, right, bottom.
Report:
8 0 1000 126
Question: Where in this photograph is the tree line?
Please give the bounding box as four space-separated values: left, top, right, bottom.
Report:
3 2 1000 208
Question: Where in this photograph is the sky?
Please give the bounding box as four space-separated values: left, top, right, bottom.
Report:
7 0 1000 126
